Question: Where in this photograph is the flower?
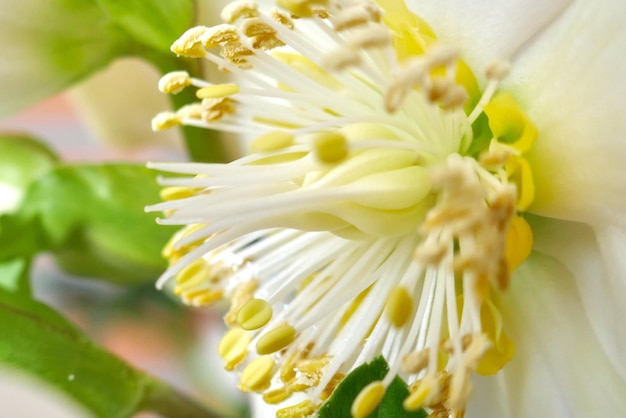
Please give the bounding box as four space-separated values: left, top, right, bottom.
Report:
148 0 626 417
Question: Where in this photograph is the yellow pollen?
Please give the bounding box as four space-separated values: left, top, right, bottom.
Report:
276 0 329 18
351 381 386 418
202 24 240 49
196 83 240 100
241 18 276 37
404 375 438 411
239 355 275 393
218 327 251 370
269 8 295 29
312 131 348 163
151 111 181 131
257 324 297 355
171 26 209 57
251 131 295 152
158 71 191 94
221 0 259 24
276 400 315 418
237 298 273 330
386 286 413 327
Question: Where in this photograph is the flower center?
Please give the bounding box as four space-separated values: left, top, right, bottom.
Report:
149 0 537 417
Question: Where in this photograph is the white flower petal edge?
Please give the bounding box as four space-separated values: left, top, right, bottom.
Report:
408 0 572 66
529 215 626 382
469 251 626 417
504 0 626 223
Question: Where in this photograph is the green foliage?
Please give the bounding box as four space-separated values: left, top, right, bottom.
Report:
319 356 427 418
0 289 151 417
97 0 194 53
0 164 176 284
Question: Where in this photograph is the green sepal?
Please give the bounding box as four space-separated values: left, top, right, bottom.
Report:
96 0 194 53
319 356 427 418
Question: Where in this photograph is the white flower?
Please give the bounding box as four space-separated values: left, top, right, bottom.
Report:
148 0 626 416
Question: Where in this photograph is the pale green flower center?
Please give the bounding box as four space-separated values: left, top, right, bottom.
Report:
148 0 538 416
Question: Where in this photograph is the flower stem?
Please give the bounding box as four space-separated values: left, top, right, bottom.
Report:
139 377 223 418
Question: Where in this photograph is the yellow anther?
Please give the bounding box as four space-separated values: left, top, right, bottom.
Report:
218 327 251 370
196 83 240 100
221 0 259 24
276 400 315 418
239 355 275 392
202 24 240 49
439 84 469 110
279 350 303 383
263 386 292 404
414 241 447 265
202 97 238 122
176 103 204 120
174 258 208 289
403 379 432 411
171 26 209 57
237 298 273 330
424 44 459 69
184 289 224 307
312 131 348 163
351 381 386 418
251 131 295 152
386 286 413 327
276 0 328 18
220 41 254 66
158 71 191 94
151 112 181 131
249 34 285 51
160 186 195 201
257 324 297 355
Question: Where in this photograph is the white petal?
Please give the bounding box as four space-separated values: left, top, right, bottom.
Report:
409 0 572 65
0 367 90 418
504 0 626 223
468 251 626 417
529 215 626 382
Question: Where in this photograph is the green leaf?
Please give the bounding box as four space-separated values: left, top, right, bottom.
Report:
0 258 30 295
319 356 427 418
0 164 176 284
97 0 194 53
0 134 59 214
0 0 130 117
0 289 150 418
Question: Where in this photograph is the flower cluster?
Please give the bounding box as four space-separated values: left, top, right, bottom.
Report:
149 0 542 416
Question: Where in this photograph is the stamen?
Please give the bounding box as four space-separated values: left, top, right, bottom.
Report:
351 381 386 418
195 83 240 99
221 0 260 24
158 71 191 94
256 324 298 354
312 131 348 163
237 298 273 330
218 327 251 370
239 355 275 392
152 111 181 130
